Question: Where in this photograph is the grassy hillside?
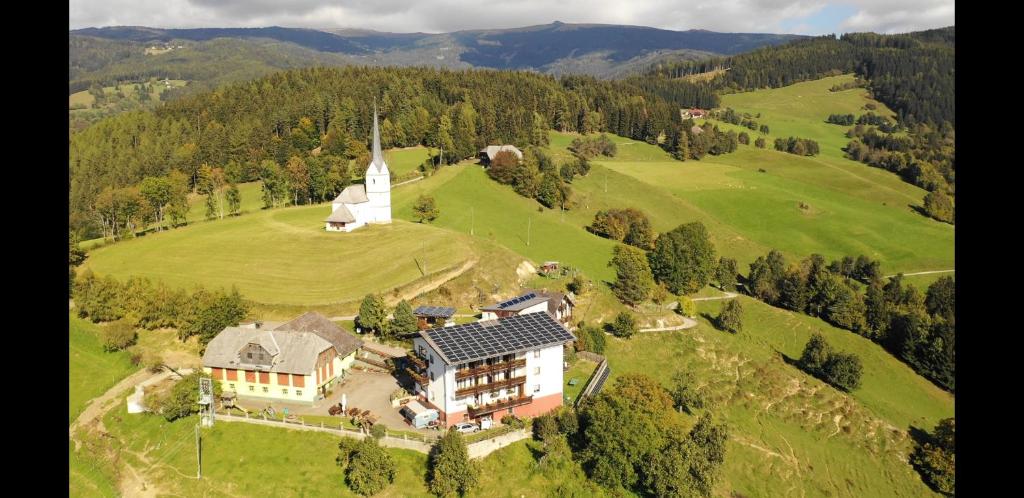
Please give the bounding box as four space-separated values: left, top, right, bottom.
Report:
606 295 952 496
81 208 477 306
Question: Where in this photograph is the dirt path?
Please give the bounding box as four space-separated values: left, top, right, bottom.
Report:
70 368 153 449
885 269 954 278
692 291 739 302
640 316 698 333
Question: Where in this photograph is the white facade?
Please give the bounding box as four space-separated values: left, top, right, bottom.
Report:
411 338 564 417
325 107 391 231
480 300 548 321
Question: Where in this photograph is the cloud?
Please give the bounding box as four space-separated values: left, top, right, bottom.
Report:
69 0 955 35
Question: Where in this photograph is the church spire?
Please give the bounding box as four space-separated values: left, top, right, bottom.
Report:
371 101 384 172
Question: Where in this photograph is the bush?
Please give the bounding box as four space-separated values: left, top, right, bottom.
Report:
912 418 955 494
346 438 396 496
678 296 697 318
102 320 138 352
501 414 525 429
336 437 361 470
555 407 579 436
567 273 590 296
822 352 863 392
715 300 743 333
610 312 638 338
370 423 387 439
151 373 220 421
429 430 478 497
533 414 559 442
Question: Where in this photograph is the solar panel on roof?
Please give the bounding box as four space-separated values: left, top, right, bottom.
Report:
423 312 574 364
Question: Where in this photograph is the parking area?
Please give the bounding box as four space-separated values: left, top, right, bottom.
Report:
233 370 432 433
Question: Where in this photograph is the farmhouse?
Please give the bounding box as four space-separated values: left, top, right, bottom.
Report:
480 290 575 325
202 312 363 404
413 305 456 329
478 145 523 165
407 312 575 428
681 108 708 119
325 109 392 232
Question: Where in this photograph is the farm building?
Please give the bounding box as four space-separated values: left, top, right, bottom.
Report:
325 108 391 232
681 108 708 119
202 312 362 404
478 145 523 165
480 290 575 325
407 312 575 428
413 305 456 329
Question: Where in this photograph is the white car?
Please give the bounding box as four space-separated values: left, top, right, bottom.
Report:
453 422 479 433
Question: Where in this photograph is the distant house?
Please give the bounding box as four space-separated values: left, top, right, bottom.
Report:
202 312 363 404
408 312 575 428
478 145 523 165
413 306 456 329
480 290 575 326
681 108 708 120
539 261 560 275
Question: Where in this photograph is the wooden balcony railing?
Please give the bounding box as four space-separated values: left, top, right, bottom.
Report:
467 395 534 417
406 354 427 370
455 376 526 397
405 368 428 388
455 358 526 380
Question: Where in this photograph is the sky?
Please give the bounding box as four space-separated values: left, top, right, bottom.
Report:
68 0 954 35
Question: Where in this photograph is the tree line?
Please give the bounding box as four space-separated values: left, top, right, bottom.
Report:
745 249 954 391
486 148 590 210
71 66 721 238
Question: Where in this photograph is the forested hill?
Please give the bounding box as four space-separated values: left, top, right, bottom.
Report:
650 27 955 127
69 66 716 235
69 22 802 89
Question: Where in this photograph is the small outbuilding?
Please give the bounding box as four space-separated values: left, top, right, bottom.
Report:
478 145 523 165
400 399 440 429
413 306 456 329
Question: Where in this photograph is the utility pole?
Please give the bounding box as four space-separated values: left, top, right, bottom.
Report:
604 172 608 193
195 424 202 480
470 207 475 236
527 217 531 247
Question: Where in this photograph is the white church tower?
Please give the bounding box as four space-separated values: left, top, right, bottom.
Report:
365 106 392 224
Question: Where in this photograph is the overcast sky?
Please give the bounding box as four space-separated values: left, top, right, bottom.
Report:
69 0 954 35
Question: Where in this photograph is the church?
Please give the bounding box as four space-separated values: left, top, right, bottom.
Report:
325 109 392 232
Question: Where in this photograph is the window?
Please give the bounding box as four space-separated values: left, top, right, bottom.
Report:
247 352 253 359
534 384 541 393
534 366 541 375
533 350 541 358
262 387 268 393
282 389 289 395
249 386 254 392
296 390 303 397
429 354 434 365
430 372 435 381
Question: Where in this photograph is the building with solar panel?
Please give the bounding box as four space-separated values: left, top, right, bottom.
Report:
413 305 456 329
480 290 575 326
406 312 575 428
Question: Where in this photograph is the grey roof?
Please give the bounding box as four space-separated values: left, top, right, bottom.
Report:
480 145 523 161
419 312 575 365
370 105 386 173
332 184 369 204
414 306 456 318
325 203 356 223
202 327 333 375
481 292 548 312
273 311 363 358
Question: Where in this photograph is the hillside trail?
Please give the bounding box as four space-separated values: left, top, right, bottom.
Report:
329 258 478 321
639 315 698 333
70 368 153 450
885 269 954 278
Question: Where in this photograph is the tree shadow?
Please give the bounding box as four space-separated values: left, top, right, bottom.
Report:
699 312 717 326
908 204 929 217
776 349 800 368
527 440 545 462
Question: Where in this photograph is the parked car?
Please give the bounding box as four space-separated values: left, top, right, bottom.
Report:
453 422 479 433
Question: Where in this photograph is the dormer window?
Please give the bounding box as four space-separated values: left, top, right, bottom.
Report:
247 352 253 359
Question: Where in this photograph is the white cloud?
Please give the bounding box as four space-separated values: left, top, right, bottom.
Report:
68 0 954 35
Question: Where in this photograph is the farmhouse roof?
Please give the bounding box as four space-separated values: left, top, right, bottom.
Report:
202 327 333 375
480 145 523 162
273 311 363 358
413 306 456 318
418 312 575 365
332 184 369 204
325 203 356 223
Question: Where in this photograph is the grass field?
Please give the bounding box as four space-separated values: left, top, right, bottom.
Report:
69 79 188 109
69 312 138 497
564 359 599 404
606 295 952 497
382 146 433 177
82 207 477 306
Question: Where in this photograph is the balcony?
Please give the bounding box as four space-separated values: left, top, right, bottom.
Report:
405 367 429 388
467 395 534 417
407 354 427 370
455 375 526 397
455 358 526 380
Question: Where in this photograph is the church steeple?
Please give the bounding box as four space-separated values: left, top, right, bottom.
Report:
371 102 385 173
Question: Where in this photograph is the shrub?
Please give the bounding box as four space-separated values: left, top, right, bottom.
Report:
567 273 590 296
715 300 743 333
336 437 361 470
912 418 955 494
102 320 138 352
370 423 387 439
346 438 396 496
555 407 579 436
533 414 559 442
678 296 697 318
501 414 525 429
151 373 220 421
822 352 863 392
429 430 478 497
610 312 638 338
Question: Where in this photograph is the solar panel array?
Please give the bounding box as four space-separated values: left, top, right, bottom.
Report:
498 292 537 309
424 312 575 364
413 306 456 317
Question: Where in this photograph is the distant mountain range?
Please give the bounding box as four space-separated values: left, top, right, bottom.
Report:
70 22 804 88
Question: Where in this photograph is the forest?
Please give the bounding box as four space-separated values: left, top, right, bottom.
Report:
70 66 716 238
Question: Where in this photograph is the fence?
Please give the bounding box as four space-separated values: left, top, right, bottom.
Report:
215 411 530 459
575 353 610 408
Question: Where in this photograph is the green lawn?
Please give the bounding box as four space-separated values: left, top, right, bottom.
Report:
564 359 599 404
69 79 188 110
184 181 265 223
69 312 139 497
605 295 952 497
69 313 137 424
382 146 434 178
81 206 477 306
